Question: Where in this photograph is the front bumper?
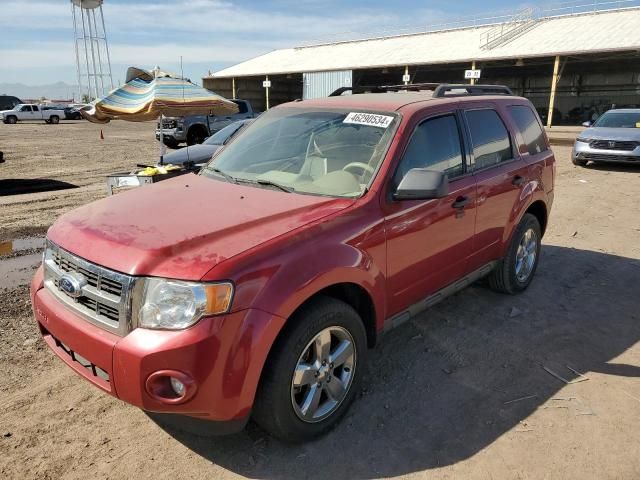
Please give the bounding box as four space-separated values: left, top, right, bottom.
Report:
573 140 640 164
155 128 185 143
30 266 285 431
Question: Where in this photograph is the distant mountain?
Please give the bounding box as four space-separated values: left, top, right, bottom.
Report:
0 82 79 102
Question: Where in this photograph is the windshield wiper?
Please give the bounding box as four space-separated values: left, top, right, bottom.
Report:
255 179 294 193
205 166 237 184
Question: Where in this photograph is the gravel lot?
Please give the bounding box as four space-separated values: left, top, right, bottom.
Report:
1 120 639 480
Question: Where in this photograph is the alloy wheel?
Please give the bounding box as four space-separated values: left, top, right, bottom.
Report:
515 228 538 282
291 326 356 423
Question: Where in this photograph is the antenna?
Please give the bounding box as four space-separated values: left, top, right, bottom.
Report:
71 0 114 102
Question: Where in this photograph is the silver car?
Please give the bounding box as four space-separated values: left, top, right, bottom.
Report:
572 109 640 166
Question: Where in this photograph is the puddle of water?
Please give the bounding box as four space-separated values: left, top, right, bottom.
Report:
0 237 46 257
0 237 46 288
0 253 42 289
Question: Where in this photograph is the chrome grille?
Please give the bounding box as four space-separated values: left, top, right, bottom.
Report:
44 241 135 336
579 152 639 162
589 140 639 151
52 249 123 297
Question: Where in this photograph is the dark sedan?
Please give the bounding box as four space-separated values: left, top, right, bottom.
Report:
162 119 252 167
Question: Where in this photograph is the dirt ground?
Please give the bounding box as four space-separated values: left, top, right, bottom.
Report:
1 121 639 480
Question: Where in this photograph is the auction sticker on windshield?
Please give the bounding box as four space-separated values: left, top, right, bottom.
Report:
344 112 394 128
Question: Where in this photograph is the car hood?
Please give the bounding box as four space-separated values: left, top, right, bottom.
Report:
47 174 354 280
163 144 219 166
581 127 640 141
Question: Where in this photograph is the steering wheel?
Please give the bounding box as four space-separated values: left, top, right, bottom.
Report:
343 162 375 177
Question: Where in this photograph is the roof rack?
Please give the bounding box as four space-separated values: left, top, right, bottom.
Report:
432 84 514 97
329 83 513 98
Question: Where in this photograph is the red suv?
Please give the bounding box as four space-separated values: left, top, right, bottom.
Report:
31 84 555 441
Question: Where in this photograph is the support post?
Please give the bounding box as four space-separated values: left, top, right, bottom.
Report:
80 7 93 101
470 61 476 85
99 4 114 91
404 65 409 85
265 75 270 110
159 113 164 165
547 55 561 128
71 3 83 102
232 77 236 99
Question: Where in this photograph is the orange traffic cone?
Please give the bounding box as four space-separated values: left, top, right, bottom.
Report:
100 129 104 140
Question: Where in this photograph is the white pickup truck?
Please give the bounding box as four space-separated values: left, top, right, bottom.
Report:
0 104 64 124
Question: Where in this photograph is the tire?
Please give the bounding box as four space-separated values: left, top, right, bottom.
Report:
186 127 207 146
572 157 588 167
163 138 180 149
488 213 542 294
253 296 367 442
49 115 60 124
6 116 17 124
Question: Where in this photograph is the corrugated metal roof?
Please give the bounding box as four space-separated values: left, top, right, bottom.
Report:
211 8 640 78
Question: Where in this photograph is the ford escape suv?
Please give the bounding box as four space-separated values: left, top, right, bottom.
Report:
31 84 555 442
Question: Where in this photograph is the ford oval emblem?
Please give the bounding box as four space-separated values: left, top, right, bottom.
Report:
58 272 87 298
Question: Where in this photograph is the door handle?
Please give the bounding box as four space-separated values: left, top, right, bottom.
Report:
452 196 470 209
512 175 525 186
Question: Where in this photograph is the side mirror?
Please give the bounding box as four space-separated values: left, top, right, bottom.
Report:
582 121 592 127
393 168 449 201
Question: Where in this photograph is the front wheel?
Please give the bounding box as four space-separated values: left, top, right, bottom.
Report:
488 213 542 294
6 116 17 124
253 296 367 442
186 128 207 146
572 156 588 167
163 138 180 149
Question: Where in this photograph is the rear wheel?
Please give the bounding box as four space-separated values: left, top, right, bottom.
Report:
488 213 542 294
49 115 60 124
253 296 367 442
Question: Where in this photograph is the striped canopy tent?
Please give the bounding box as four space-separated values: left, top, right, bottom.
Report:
81 67 238 123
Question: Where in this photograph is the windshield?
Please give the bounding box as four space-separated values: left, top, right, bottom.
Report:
593 111 640 128
204 121 248 145
200 107 399 198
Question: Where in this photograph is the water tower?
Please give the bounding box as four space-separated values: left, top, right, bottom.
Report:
71 0 114 101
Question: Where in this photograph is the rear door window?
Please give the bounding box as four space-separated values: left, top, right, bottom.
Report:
233 100 249 114
465 109 513 169
396 114 464 183
508 105 547 155
32 105 39 112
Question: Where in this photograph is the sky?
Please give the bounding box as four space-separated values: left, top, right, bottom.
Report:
1 0 531 89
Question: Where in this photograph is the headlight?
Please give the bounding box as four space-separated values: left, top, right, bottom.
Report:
137 278 233 330
576 137 590 143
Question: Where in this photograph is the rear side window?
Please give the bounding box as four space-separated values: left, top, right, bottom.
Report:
233 100 248 114
32 105 39 112
466 109 513 169
396 114 464 181
508 105 547 155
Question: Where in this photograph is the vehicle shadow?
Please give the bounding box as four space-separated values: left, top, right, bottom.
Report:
585 162 640 173
152 245 640 479
0 179 78 196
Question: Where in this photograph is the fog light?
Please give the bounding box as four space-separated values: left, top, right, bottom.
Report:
170 377 185 396
145 370 197 405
